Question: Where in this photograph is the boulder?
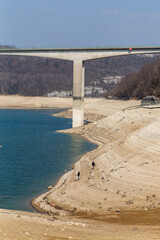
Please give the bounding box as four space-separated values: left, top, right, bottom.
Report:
141 96 160 106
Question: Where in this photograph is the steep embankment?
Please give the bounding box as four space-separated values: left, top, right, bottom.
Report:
33 100 160 218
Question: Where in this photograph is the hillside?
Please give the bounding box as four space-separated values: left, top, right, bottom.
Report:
110 57 160 99
0 45 16 49
0 46 159 96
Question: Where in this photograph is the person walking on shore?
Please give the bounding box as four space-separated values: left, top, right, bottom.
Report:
92 161 95 170
77 171 80 180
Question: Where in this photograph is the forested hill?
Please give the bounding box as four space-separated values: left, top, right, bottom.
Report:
108 58 160 99
0 45 159 96
0 45 17 49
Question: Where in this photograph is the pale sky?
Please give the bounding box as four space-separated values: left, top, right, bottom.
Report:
1 0 160 48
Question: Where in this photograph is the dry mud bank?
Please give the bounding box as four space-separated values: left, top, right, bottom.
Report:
0 95 73 108
0 208 159 240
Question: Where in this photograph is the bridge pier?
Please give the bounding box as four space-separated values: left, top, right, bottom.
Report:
72 60 85 128
2 47 160 128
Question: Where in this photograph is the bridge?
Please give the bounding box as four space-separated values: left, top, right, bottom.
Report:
0 47 160 127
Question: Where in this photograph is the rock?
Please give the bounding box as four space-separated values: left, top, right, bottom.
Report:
142 206 148 211
132 228 138 231
141 96 160 106
125 200 134 205
116 209 120 214
146 196 150 201
121 194 126 198
148 203 156 209
108 207 112 211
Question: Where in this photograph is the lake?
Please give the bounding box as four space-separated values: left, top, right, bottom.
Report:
0 109 96 212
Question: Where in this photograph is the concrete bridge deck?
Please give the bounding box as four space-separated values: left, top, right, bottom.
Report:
1 47 160 61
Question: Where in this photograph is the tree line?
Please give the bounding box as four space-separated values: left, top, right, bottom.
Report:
0 53 159 96
107 57 160 99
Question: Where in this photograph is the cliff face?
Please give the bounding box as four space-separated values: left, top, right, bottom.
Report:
0 52 159 96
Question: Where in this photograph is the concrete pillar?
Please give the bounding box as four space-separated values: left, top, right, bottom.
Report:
72 60 85 128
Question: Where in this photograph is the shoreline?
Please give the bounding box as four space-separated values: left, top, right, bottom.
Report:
0 95 160 239
1 95 160 215
32 98 160 219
